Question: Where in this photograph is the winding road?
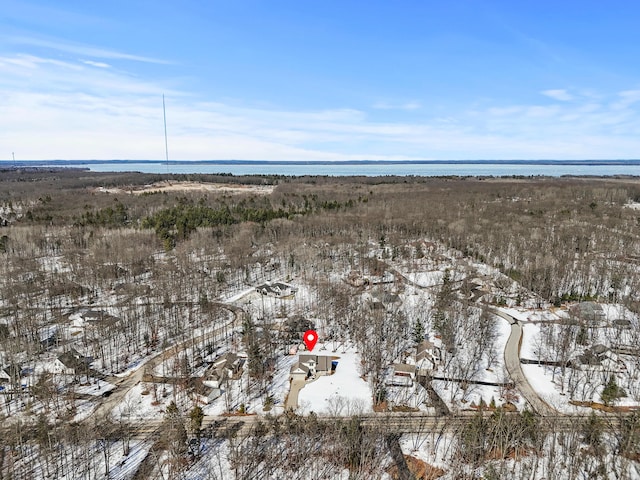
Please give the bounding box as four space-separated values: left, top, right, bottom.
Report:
87 302 245 424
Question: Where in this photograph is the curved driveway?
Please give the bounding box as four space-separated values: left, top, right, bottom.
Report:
494 309 557 416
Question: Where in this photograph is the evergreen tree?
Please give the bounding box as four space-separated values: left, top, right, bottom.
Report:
601 376 626 406
412 319 425 345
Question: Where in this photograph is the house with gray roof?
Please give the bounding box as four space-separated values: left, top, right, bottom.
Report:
415 340 441 375
289 354 334 381
256 281 298 298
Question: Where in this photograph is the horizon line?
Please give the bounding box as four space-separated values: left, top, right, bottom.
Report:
3 159 640 166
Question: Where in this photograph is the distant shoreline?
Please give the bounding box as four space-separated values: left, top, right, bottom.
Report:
2 159 640 166
3 159 640 177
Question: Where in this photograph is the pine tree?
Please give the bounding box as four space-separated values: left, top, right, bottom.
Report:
412 319 425 345
601 376 625 406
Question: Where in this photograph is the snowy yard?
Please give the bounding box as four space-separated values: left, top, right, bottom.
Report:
297 344 373 415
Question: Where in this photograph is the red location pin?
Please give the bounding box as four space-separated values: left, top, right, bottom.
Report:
303 330 318 352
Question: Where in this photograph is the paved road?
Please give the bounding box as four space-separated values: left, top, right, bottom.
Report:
122 411 624 439
88 302 244 424
494 310 557 416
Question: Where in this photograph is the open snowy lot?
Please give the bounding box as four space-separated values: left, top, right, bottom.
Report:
298 345 373 415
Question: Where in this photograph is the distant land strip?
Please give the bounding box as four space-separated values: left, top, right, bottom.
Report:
3 159 640 166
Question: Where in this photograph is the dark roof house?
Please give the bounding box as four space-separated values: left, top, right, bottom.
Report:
256 282 298 298
55 349 92 375
290 354 334 380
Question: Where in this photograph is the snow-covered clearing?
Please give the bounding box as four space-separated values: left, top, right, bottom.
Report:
297 344 373 415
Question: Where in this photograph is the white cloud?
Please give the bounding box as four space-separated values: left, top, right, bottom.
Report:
82 60 111 68
611 90 640 110
6 35 170 64
372 101 421 110
3 51 640 160
541 89 573 101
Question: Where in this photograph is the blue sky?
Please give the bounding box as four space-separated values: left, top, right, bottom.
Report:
2 0 640 160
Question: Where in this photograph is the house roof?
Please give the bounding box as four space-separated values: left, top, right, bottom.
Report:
213 352 239 367
82 310 120 326
298 354 316 364
316 356 332 372
256 281 297 296
189 379 221 402
57 351 90 371
371 301 385 310
291 364 310 374
570 302 605 320
393 364 416 375
0 364 20 380
417 340 434 353
372 291 400 304
296 354 333 372
416 350 429 362
592 344 609 355
284 316 314 333
204 365 223 380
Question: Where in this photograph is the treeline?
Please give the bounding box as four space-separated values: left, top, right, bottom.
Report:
75 201 129 228
4 410 639 479
140 196 356 248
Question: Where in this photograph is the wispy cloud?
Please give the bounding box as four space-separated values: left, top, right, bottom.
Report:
372 101 421 110
6 35 170 64
82 60 111 68
3 51 640 160
541 89 573 101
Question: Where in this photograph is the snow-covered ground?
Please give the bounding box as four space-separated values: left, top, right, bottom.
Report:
297 344 373 415
76 378 116 396
404 270 444 288
519 303 640 412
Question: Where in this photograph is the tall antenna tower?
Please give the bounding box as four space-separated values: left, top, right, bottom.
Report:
163 94 169 173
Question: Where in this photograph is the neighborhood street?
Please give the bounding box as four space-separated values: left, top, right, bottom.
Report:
87 302 244 424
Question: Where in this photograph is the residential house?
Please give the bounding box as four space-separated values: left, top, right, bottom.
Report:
256 281 298 298
189 378 222 405
390 364 416 386
369 290 401 311
0 367 12 384
82 310 120 327
415 340 441 375
570 302 606 326
54 348 92 376
203 352 244 388
0 364 22 391
290 354 334 381
577 345 625 373
38 325 58 351
345 271 368 287
212 352 244 378
289 363 311 381
203 369 223 389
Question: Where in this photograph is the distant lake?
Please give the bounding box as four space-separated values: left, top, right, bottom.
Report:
6 161 640 177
